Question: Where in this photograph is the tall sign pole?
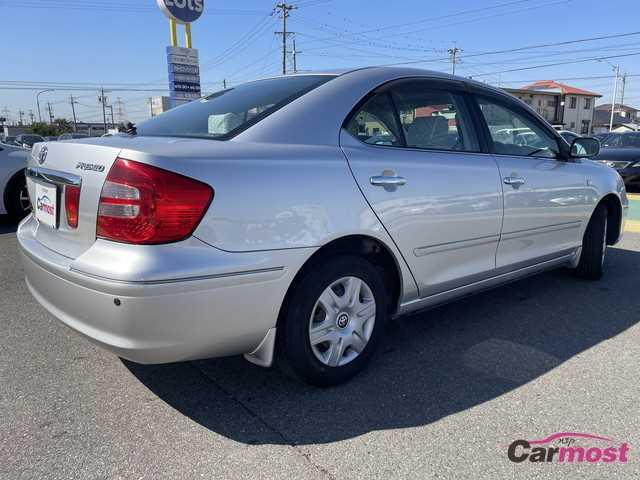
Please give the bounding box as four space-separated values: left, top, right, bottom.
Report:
156 0 204 109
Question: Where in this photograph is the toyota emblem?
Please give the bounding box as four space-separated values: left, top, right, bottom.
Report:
37 146 48 165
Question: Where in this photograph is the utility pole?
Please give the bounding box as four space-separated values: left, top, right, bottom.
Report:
620 73 627 106
114 97 126 124
108 105 115 128
18 110 25 126
28 110 35 125
448 46 462 76
1 107 9 126
223 78 227 89
287 37 301 73
70 95 78 131
274 2 296 75
99 88 108 133
147 97 154 117
47 102 54 124
609 64 620 132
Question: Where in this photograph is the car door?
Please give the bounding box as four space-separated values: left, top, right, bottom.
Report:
471 91 587 269
341 78 503 298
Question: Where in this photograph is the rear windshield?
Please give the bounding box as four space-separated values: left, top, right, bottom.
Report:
136 75 335 140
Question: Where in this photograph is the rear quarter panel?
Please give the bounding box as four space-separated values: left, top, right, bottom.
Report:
118 141 420 303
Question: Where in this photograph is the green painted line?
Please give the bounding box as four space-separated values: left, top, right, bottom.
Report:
629 197 640 222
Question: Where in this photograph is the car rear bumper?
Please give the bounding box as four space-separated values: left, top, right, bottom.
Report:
619 166 640 185
17 215 313 365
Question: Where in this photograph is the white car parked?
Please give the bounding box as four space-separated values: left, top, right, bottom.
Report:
0 142 30 219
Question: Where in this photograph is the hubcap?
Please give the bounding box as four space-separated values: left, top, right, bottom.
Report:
18 185 31 212
308 276 376 367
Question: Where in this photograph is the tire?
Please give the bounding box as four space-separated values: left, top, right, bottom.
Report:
279 255 389 387
574 203 608 280
5 173 31 221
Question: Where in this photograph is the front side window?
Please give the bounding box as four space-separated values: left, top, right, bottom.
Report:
136 75 335 140
391 83 479 152
569 97 577 109
477 96 560 158
345 93 402 146
584 98 592 109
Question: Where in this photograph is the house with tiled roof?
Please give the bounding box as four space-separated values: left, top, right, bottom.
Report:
503 80 601 134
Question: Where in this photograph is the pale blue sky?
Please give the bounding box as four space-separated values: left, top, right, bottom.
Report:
1 0 639 124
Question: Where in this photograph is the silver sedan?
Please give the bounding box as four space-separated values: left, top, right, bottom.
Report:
18 67 627 386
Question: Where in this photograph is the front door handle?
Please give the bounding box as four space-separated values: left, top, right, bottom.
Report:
503 176 525 186
370 175 407 187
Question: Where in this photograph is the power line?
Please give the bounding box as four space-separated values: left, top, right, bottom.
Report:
376 30 640 67
469 51 640 77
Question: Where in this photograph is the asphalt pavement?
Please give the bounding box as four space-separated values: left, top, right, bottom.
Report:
2 214 640 479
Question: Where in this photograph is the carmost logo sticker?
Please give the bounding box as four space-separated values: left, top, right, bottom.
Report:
36 195 55 216
506 432 631 464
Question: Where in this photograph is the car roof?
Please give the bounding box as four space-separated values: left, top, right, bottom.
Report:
235 66 506 145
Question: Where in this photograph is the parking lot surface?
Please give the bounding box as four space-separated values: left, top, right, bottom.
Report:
2 216 640 479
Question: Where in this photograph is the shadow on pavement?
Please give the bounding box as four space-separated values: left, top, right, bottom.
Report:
124 244 640 446
0 215 18 234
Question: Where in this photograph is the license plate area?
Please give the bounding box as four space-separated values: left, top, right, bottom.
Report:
34 182 59 229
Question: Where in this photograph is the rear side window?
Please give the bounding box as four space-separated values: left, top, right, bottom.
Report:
136 75 335 140
621 133 640 148
345 93 403 147
391 85 478 152
345 80 479 152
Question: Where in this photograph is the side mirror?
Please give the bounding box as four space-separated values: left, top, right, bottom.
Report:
570 137 600 158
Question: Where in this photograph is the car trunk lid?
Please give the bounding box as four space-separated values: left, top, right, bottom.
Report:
27 141 123 259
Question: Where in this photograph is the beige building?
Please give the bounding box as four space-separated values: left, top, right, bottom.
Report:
504 80 601 134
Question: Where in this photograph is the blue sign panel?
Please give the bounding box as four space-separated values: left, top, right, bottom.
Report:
156 0 204 24
167 46 201 107
169 63 200 75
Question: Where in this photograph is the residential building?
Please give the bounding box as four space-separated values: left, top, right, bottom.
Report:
503 80 601 134
592 103 640 132
595 103 639 122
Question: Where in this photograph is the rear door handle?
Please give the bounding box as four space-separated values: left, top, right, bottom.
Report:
370 175 407 187
503 176 525 186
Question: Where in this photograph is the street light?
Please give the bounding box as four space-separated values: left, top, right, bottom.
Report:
36 89 54 123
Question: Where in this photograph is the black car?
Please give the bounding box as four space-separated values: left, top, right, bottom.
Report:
592 132 640 187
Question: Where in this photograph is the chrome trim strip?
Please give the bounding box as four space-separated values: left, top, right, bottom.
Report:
501 221 582 241
67 265 285 285
26 166 82 186
414 234 500 257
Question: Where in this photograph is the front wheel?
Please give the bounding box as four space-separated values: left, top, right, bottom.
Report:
280 255 389 387
5 174 31 221
574 204 608 280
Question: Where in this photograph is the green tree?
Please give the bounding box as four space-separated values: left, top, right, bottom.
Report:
29 118 73 137
30 122 58 137
54 118 73 134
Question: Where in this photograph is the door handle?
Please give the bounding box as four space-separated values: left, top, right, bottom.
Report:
370 175 407 187
503 176 525 186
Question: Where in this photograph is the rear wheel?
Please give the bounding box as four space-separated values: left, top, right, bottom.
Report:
280 255 388 386
574 204 608 280
5 174 30 220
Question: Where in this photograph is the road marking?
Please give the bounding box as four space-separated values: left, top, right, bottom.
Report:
626 220 640 233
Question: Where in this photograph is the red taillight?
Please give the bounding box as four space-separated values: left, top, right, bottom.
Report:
65 185 81 229
97 158 213 244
